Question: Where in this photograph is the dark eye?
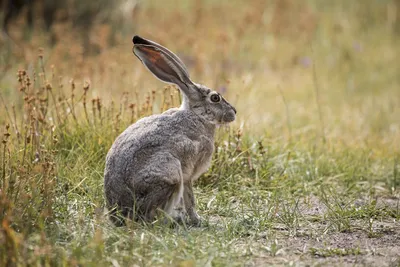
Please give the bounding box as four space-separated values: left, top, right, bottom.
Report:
210 94 221 103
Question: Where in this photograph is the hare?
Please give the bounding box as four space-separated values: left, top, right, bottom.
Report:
104 35 236 226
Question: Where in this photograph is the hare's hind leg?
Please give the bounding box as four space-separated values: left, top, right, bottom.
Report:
164 175 185 221
136 153 185 223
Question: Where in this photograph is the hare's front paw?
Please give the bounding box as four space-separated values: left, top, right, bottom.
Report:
169 206 186 224
188 211 203 227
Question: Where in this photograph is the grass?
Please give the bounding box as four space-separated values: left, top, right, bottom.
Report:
1 0 400 266
309 247 362 258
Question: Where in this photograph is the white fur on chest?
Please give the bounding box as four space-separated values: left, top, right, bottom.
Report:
188 136 214 182
191 154 212 181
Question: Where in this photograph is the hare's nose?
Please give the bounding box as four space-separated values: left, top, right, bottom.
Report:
232 106 237 114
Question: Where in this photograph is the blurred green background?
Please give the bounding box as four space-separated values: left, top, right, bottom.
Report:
1 0 399 151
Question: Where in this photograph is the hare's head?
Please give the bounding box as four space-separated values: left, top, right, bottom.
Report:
132 35 236 124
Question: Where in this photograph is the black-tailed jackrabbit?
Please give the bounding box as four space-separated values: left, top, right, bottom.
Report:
104 36 236 226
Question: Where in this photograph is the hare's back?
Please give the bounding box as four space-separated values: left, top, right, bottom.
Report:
105 110 212 176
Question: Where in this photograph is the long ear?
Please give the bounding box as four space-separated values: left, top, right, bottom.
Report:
132 35 194 93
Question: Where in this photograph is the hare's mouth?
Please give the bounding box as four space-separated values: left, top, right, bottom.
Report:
220 113 236 124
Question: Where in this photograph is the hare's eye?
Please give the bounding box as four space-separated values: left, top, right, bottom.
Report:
210 94 221 103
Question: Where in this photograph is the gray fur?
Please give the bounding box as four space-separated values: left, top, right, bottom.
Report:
104 36 236 226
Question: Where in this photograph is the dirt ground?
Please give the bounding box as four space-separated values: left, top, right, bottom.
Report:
247 196 400 266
